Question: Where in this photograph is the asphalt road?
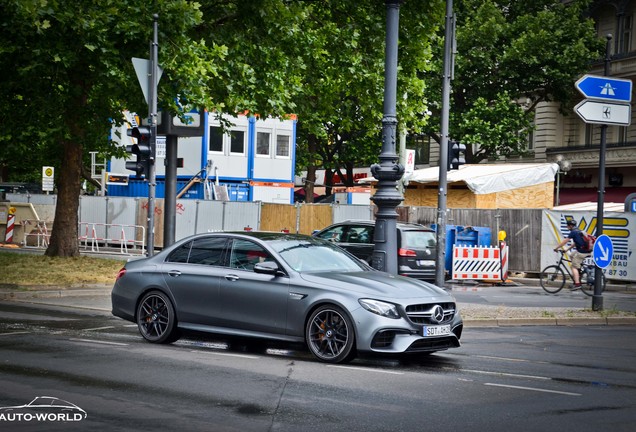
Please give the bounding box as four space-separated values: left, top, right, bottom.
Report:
0 299 635 431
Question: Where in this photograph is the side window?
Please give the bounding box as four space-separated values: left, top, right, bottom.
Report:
316 226 345 242
230 130 245 154
187 237 226 265
209 126 223 153
256 131 271 156
275 134 290 158
229 239 272 271
344 226 373 244
166 241 192 263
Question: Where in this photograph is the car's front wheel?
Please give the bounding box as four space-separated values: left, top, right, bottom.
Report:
136 290 179 344
306 305 356 363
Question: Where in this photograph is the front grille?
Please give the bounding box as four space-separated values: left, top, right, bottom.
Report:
405 302 456 325
406 335 460 352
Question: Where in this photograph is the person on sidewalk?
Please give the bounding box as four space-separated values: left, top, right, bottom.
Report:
554 219 590 289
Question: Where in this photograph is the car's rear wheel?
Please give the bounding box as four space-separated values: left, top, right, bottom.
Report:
306 305 356 363
137 290 179 343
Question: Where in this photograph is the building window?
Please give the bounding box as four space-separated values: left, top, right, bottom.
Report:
276 134 290 157
407 134 431 165
209 126 223 153
256 131 271 156
527 125 535 151
619 14 633 54
230 130 245 154
585 124 599 147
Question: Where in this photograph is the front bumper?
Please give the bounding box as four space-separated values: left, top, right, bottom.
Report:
351 306 463 354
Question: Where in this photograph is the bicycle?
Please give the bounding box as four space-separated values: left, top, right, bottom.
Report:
540 249 607 296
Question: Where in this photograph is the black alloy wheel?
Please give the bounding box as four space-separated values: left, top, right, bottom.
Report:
137 291 179 344
306 305 356 363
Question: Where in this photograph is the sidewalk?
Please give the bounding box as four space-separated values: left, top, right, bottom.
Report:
2 279 636 328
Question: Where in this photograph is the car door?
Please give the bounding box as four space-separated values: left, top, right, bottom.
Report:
341 224 375 263
160 236 226 326
216 238 290 336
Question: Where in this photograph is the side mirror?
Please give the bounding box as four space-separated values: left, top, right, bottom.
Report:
253 261 284 276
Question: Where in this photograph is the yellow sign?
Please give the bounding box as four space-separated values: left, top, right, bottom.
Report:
45 167 53 177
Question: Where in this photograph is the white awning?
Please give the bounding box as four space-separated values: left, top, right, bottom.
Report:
360 163 559 195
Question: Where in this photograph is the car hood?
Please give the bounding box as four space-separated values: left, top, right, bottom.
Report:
299 270 452 301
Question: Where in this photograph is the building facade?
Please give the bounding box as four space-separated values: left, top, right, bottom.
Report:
527 0 636 206
107 112 297 204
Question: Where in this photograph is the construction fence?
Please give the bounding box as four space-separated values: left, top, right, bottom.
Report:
4 194 635 281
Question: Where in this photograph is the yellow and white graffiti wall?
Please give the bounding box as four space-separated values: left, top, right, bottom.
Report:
543 210 635 282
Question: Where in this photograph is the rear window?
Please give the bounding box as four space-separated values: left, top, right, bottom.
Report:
401 230 436 249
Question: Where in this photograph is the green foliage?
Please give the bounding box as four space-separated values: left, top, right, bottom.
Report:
424 0 603 162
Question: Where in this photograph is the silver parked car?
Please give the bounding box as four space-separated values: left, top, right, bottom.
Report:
111 232 462 363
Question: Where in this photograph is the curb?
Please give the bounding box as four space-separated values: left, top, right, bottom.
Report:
463 317 636 327
0 287 111 301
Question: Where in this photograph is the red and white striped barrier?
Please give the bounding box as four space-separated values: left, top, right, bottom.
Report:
5 213 15 243
452 242 509 282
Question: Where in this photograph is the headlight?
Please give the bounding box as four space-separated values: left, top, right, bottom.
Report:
359 299 400 319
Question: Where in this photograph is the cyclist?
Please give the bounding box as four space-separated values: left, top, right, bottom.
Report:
554 219 590 289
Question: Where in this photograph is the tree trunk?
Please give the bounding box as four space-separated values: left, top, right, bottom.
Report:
304 134 318 203
45 138 82 257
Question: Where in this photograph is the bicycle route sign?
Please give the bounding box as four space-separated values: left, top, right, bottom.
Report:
593 234 614 269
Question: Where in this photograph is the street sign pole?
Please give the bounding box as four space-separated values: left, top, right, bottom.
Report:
435 0 454 287
592 35 613 311
146 14 159 257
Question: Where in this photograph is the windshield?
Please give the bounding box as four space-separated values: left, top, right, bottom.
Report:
269 237 368 272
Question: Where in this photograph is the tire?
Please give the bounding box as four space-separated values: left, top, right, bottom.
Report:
540 265 566 294
306 305 356 363
580 268 607 296
137 290 179 344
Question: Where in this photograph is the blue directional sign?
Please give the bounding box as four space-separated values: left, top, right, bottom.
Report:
576 75 633 103
593 234 614 269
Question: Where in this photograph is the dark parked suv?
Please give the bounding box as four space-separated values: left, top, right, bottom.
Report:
313 220 437 280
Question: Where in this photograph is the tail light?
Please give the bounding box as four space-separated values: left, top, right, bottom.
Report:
398 248 416 257
115 268 127 281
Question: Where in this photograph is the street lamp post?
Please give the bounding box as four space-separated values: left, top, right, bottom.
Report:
371 0 405 275
554 154 571 206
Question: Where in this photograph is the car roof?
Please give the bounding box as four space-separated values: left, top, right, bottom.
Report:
329 220 433 231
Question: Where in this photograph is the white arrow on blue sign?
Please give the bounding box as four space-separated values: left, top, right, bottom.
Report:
575 74 633 103
593 234 614 269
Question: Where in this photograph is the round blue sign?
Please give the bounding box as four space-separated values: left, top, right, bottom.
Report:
593 234 614 269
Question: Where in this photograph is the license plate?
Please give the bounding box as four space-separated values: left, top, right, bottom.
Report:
423 325 451 337
416 260 434 267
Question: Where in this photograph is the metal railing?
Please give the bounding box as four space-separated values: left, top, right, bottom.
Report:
78 222 145 255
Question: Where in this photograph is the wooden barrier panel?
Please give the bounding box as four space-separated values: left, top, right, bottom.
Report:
260 203 299 233
299 204 332 235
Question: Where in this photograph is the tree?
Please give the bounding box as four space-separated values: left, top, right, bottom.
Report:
0 0 298 256
422 0 604 162
288 0 445 200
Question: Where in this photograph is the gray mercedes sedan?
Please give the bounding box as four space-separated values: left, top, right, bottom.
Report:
111 232 463 363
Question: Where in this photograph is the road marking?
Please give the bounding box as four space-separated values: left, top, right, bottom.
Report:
328 365 405 375
190 350 259 359
69 338 129 346
447 367 549 381
474 355 550 364
82 326 115 331
123 324 138 328
485 383 581 396
0 331 31 336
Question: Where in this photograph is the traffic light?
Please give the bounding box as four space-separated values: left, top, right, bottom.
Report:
125 126 153 178
448 140 466 170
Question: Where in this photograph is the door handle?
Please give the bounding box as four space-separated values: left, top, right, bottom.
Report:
225 274 239 281
168 270 181 277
